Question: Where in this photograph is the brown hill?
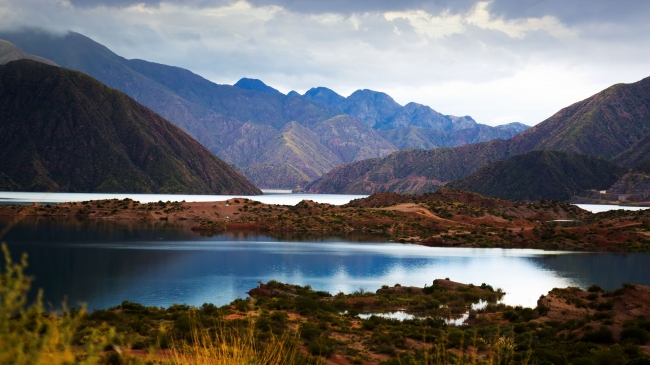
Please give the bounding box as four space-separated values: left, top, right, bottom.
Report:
0 60 260 194
447 150 626 201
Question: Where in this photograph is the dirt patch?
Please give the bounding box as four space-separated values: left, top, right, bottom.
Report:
346 297 379 306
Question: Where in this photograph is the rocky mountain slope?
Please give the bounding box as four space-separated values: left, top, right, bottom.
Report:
446 150 626 201
0 29 528 189
0 60 261 194
303 86 528 148
309 75 650 194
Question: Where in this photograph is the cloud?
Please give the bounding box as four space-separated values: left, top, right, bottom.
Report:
67 0 230 8
63 0 650 27
66 0 479 15
1 0 650 127
486 0 650 25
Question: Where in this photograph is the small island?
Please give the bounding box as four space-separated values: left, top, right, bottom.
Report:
3 189 650 252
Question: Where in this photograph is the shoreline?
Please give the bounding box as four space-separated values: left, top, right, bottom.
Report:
1 190 650 252
67 279 650 363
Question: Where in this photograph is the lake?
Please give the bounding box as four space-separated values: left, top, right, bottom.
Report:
0 191 367 206
1 217 649 311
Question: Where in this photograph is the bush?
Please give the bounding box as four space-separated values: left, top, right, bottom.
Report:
621 328 650 344
596 301 614 311
537 304 550 316
625 358 650 365
299 322 322 342
582 326 614 344
307 339 333 357
587 284 604 292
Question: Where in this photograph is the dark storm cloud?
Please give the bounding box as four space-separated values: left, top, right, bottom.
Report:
486 0 650 24
66 0 650 27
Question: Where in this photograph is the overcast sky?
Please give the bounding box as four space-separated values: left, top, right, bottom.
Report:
2 0 650 126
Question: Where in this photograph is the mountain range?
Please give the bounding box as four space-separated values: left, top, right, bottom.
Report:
308 75 650 195
0 30 528 189
0 60 261 194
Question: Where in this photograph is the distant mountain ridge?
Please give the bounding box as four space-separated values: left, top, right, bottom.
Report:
0 60 261 194
308 75 650 194
304 86 488 131
234 77 283 95
0 29 528 189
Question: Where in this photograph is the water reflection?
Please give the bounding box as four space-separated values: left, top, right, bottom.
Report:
1 218 649 311
0 191 366 206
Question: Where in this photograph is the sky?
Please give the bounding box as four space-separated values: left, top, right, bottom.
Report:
1 0 650 126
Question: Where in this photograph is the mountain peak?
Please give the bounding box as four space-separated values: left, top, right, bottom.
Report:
303 87 345 109
234 78 283 95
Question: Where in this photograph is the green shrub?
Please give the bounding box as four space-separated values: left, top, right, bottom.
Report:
621 328 650 344
582 326 614 344
307 339 333 357
299 322 322 342
587 284 603 293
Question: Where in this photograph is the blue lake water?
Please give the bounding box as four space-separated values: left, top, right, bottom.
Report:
1 217 649 311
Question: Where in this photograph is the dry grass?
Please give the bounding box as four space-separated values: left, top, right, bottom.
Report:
168 313 318 365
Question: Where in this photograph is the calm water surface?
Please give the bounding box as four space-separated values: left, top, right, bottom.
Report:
1 191 648 213
1 218 649 311
0 191 366 206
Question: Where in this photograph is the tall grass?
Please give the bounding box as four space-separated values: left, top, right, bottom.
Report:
169 312 317 365
0 243 109 365
411 327 532 365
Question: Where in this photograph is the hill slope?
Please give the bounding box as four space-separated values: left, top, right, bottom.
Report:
0 60 261 194
308 76 650 194
0 40 56 66
508 78 650 159
612 132 650 171
447 150 626 201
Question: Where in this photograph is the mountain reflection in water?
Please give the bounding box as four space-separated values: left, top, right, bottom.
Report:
1 217 649 311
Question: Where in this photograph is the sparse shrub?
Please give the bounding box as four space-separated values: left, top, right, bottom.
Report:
621 328 650 344
582 326 614 344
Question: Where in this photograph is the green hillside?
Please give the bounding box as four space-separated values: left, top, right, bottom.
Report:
0 60 261 194
613 132 650 171
447 150 626 201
